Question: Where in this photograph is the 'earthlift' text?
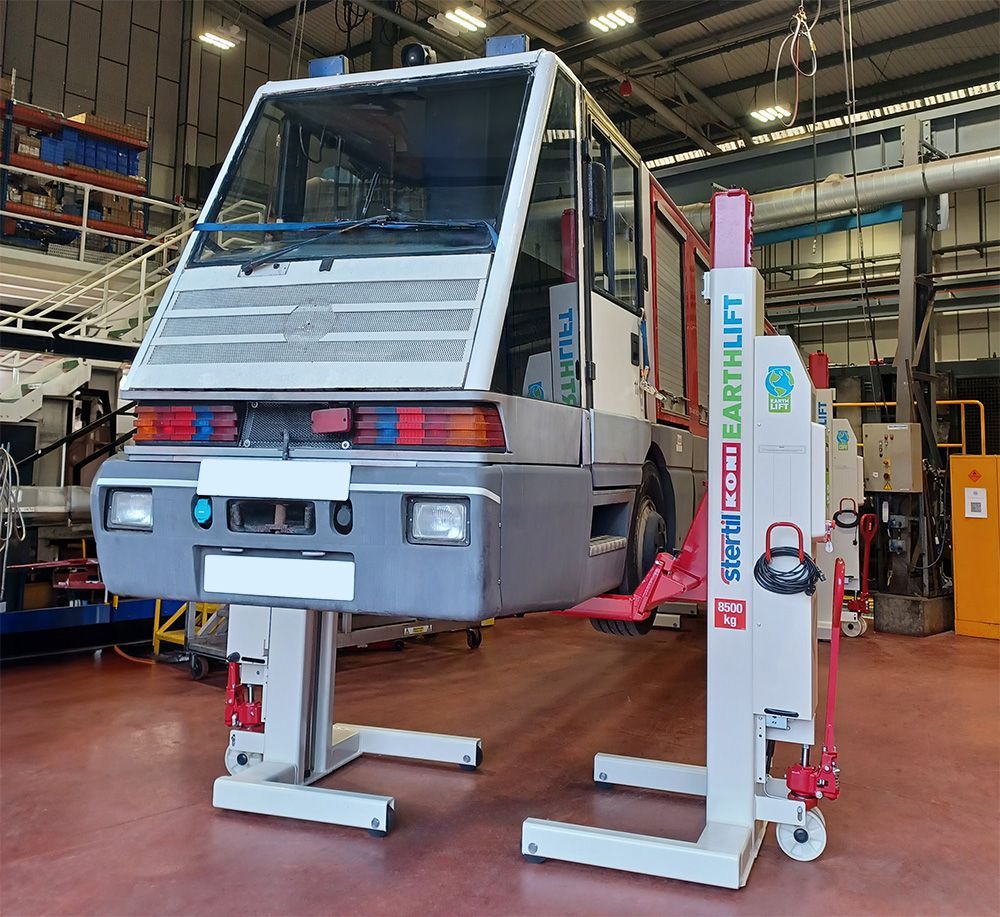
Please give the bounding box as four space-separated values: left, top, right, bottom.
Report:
721 295 743 438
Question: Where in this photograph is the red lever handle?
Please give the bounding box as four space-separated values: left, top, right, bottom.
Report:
765 521 805 563
859 513 878 542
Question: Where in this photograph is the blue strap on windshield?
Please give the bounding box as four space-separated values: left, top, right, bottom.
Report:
195 219 499 246
196 221 348 232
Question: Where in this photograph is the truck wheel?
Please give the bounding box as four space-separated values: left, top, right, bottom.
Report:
591 463 670 638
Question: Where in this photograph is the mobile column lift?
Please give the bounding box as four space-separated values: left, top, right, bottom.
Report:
521 190 847 888
214 603 482 834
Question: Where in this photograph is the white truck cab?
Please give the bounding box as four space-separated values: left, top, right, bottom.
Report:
93 49 709 630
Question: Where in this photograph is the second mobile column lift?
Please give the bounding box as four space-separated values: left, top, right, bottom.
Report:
522 190 848 888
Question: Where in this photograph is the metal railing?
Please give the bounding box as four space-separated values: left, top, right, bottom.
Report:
833 399 988 455
0 174 269 355
0 164 198 348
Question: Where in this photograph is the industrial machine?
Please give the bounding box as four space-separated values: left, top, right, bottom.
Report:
950 454 999 639
91 47 714 628
215 603 483 833
521 192 842 887
813 359 868 639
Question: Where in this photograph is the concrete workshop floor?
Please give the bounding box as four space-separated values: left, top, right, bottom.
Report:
1 614 998 916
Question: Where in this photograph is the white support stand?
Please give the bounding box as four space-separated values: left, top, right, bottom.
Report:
814 403 866 641
213 606 482 835
522 192 826 888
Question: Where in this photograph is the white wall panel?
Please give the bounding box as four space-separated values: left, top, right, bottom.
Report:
66 1 99 99
31 36 66 110
99 3 129 63
126 23 157 113
36 0 69 42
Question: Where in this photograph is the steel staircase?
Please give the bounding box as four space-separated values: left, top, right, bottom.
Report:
0 357 93 423
0 213 197 350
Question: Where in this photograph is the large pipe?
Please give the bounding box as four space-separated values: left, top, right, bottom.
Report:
680 149 1000 237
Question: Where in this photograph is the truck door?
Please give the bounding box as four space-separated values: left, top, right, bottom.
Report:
585 122 644 420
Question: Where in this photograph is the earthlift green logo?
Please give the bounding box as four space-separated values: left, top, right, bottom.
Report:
765 365 795 413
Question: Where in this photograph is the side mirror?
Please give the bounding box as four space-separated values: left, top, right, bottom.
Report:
587 161 607 222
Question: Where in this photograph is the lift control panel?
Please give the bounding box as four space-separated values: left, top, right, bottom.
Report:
862 423 923 493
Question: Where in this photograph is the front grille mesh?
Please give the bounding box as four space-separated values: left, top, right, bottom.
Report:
242 403 333 448
148 339 466 365
172 279 480 310
159 308 475 338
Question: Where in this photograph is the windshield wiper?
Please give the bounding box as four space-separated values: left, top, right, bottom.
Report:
232 215 497 273
195 215 498 273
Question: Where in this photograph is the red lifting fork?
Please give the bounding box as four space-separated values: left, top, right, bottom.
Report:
786 557 845 807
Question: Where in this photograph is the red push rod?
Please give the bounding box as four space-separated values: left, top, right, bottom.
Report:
824 557 846 752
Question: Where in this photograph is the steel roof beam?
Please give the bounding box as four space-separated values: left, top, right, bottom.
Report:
554 1 735 65
636 55 1000 161
702 10 1000 100
264 0 336 29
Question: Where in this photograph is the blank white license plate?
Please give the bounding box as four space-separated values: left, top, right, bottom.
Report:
197 458 350 501
203 554 355 602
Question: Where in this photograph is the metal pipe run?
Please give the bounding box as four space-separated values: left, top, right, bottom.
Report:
832 399 987 455
681 149 1000 236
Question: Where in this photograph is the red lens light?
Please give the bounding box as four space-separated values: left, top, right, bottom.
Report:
353 404 505 449
134 404 238 443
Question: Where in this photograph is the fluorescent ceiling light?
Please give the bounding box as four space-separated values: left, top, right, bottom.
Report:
749 104 791 123
432 5 487 35
590 7 635 31
199 31 236 50
452 7 486 28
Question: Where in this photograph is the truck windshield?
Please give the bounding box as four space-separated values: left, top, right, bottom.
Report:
191 69 532 265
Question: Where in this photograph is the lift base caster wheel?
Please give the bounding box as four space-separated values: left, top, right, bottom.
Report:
368 807 395 838
459 745 484 771
841 617 864 638
466 627 483 649
190 654 209 680
523 854 546 864
224 746 262 775
776 809 827 861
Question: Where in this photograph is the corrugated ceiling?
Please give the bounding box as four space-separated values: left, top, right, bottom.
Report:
232 0 1000 159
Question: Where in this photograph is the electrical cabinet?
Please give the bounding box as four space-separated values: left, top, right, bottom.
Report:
950 455 1000 639
863 423 923 493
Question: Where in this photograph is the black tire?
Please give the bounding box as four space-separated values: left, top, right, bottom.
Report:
591 462 671 638
466 627 482 649
190 654 209 680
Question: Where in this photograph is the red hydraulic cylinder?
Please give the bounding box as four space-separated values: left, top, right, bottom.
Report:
225 653 263 732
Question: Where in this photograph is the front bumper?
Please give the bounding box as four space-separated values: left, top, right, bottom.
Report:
92 457 594 621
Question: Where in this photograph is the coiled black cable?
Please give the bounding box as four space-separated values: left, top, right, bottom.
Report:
833 508 859 529
754 546 826 595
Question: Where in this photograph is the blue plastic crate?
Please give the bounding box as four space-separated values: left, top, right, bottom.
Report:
39 137 64 165
127 150 139 175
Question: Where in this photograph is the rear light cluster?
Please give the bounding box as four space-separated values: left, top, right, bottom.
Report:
353 405 505 449
134 404 239 443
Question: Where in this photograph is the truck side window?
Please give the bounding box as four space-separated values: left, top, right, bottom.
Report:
590 129 638 310
491 73 580 406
